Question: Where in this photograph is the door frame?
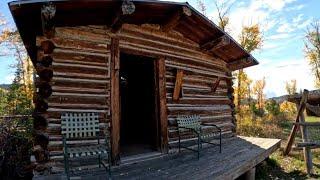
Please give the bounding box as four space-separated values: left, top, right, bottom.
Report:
110 41 168 164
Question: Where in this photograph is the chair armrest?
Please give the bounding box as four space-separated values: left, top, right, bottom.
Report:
178 126 199 135
201 123 221 131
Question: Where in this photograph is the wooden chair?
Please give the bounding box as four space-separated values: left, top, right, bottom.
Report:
177 115 222 159
61 112 111 179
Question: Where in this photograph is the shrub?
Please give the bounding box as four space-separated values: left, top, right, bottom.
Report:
0 116 34 180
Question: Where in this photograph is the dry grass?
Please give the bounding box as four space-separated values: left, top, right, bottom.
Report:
237 113 320 179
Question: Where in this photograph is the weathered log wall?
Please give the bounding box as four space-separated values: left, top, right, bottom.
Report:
33 23 235 171
118 24 235 149
35 26 111 167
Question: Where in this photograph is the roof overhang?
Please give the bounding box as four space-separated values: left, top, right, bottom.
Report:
8 0 259 71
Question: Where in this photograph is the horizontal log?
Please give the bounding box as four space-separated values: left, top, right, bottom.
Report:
166 97 231 105
51 92 109 98
54 71 110 80
48 103 108 109
165 63 229 79
55 27 111 43
37 36 109 53
122 24 198 49
52 81 108 90
46 111 108 120
53 48 110 64
165 60 227 77
52 86 108 94
53 58 109 67
119 43 227 74
296 142 320 148
293 122 320 126
167 108 232 116
53 62 108 70
47 108 110 114
52 77 109 84
166 93 228 99
166 74 228 86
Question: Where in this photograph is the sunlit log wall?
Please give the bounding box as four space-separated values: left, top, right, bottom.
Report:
35 26 111 171
33 24 235 170
118 24 235 150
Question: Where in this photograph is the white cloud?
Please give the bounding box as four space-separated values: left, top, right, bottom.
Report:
246 58 315 97
277 22 295 33
4 74 14 84
268 33 291 40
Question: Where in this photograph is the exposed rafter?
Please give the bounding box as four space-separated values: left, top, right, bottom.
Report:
201 35 231 51
111 0 136 33
161 6 192 32
211 77 221 93
41 3 56 38
227 56 257 71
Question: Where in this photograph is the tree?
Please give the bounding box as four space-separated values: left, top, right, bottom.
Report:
196 0 207 16
252 77 266 110
0 28 34 115
213 0 231 32
265 99 280 116
305 20 320 87
236 24 263 109
285 79 297 95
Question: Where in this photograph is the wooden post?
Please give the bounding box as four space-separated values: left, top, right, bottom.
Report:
284 90 309 155
297 104 314 175
173 69 184 101
158 58 168 153
110 38 121 164
244 167 256 180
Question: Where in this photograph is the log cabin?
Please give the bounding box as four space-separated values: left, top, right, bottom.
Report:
8 0 262 174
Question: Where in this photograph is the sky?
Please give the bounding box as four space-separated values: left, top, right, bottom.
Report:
0 0 320 97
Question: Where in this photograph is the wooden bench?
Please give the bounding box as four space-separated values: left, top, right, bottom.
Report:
177 115 222 159
61 112 111 180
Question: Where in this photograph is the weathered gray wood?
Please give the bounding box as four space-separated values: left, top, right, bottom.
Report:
297 103 314 175
284 90 309 155
34 136 280 180
244 167 256 180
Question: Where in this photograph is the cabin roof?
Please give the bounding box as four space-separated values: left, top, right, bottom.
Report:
8 0 259 71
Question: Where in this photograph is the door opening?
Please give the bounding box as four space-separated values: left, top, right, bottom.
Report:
119 53 159 157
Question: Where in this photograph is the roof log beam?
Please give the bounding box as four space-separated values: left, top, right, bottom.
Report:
227 56 257 71
111 0 136 33
161 6 192 32
201 35 231 51
41 3 56 38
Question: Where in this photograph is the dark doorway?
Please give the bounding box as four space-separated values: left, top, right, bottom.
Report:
119 53 159 157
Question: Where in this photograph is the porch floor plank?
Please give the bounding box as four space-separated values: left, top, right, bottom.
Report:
35 136 280 180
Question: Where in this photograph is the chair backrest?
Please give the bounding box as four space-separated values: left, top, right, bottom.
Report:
61 112 100 139
177 115 201 131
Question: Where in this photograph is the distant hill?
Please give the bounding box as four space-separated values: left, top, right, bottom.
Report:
0 84 11 90
269 95 289 104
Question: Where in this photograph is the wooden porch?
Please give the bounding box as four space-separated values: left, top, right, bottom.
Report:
35 136 280 180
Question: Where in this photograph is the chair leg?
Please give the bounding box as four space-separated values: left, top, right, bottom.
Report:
98 154 101 168
108 152 112 178
219 130 222 153
197 133 200 159
64 155 70 180
178 134 181 153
